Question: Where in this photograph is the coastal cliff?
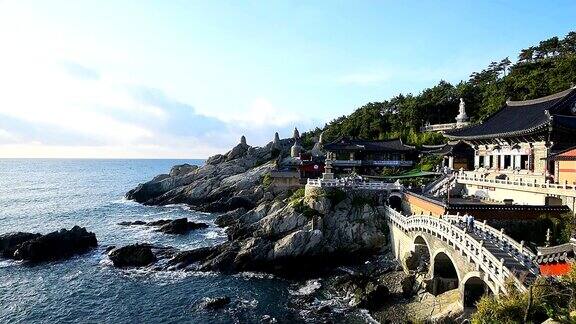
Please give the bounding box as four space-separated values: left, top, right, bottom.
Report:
126 137 389 273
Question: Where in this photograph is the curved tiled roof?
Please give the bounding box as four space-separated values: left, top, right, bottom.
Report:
445 88 576 140
324 137 415 152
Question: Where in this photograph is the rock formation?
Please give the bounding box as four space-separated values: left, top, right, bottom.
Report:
0 226 97 262
108 244 157 267
118 218 209 235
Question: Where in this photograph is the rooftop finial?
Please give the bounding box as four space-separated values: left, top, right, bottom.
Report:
240 135 247 145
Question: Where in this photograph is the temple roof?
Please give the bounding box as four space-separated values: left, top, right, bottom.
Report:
445 87 576 140
324 137 415 152
420 141 473 156
546 145 576 161
536 242 576 264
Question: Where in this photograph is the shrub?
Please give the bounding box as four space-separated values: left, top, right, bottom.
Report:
262 173 272 188
324 188 346 207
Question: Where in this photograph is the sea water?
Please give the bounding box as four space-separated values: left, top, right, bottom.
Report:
0 159 299 324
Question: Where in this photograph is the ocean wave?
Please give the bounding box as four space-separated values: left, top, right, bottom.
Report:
289 279 321 296
203 229 226 240
234 271 276 280
110 197 140 206
0 259 20 268
237 297 259 309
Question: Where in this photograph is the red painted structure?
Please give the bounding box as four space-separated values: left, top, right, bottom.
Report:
539 262 572 276
535 242 576 277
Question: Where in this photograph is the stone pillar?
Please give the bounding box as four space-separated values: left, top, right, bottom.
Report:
448 156 454 169
474 155 480 169
500 155 506 170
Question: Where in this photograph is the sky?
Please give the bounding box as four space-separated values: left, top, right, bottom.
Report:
0 0 575 158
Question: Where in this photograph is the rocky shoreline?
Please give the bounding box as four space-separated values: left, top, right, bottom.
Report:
119 136 464 322
0 135 461 322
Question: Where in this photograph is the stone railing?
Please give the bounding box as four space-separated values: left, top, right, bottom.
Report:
306 179 403 191
420 122 469 132
456 173 576 198
425 173 456 195
332 160 413 167
385 206 538 293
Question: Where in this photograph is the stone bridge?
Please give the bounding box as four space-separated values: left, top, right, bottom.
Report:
386 205 539 308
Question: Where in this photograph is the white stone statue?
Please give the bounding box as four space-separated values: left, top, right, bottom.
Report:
455 98 468 124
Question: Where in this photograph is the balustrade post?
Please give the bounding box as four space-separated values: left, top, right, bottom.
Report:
499 258 505 281
500 228 504 242
482 220 487 231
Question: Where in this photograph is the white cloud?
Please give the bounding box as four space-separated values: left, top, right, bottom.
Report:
222 97 304 128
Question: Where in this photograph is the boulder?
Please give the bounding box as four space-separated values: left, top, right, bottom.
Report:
199 296 231 310
401 274 416 297
117 220 147 226
167 246 218 269
12 226 97 262
108 244 156 267
0 232 42 258
214 208 247 227
169 164 198 177
403 251 420 271
146 219 172 226
157 218 209 235
357 281 390 310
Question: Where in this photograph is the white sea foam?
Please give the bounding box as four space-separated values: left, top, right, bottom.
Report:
289 279 321 296
235 271 276 280
0 260 19 268
237 298 259 309
204 230 226 240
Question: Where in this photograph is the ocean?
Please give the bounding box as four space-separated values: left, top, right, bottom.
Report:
0 159 301 324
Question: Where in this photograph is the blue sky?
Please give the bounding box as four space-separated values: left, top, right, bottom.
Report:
0 0 574 158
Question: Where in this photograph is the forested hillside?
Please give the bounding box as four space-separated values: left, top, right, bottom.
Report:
302 31 576 148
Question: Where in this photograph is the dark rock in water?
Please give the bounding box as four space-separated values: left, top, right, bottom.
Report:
108 244 156 267
156 218 209 235
168 246 219 269
334 273 390 310
117 220 147 226
0 232 42 258
199 296 231 310
146 219 172 226
117 218 208 235
357 281 389 310
12 226 97 262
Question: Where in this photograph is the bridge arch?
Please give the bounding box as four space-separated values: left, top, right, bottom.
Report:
431 249 460 295
461 272 494 308
388 192 402 211
412 235 431 273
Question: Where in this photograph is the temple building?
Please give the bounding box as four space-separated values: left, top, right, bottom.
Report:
443 87 576 210
445 87 576 178
323 137 418 175
421 141 475 171
546 146 576 184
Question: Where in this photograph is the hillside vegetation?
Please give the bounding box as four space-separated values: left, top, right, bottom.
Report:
302 31 576 147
